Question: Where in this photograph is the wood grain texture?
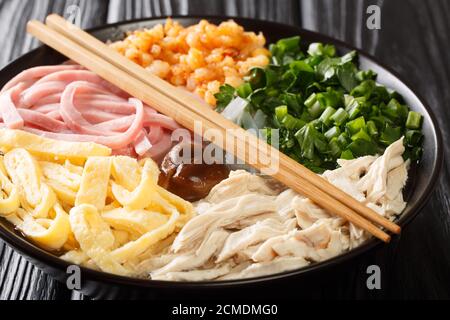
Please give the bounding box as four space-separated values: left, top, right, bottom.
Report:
0 0 448 300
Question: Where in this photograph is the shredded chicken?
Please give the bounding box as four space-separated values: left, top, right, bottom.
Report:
138 138 409 281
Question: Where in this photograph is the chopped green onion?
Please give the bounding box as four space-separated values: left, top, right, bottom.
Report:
340 149 354 160
324 126 341 140
344 95 362 119
348 105 361 120
329 138 342 157
351 129 371 142
370 115 393 128
281 93 302 116
337 132 350 148
314 135 329 153
317 91 342 108
307 43 336 57
346 116 366 135
300 127 315 160
245 67 266 89
380 126 402 146
406 111 423 129
331 108 349 125
308 101 324 118
344 95 359 111
221 97 249 123
319 107 336 126
266 87 279 97
382 99 409 123
304 93 318 109
276 36 301 52
215 35 425 172
405 130 424 146
294 126 306 146
290 60 314 73
275 105 288 121
366 120 379 137
410 146 423 161
348 139 378 157
356 69 377 81
236 82 253 98
282 114 305 130
350 80 376 98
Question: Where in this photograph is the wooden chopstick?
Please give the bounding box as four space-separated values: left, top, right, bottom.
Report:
27 19 395 242
44 14 400 236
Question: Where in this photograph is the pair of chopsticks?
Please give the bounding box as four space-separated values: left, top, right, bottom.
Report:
26 15 400 242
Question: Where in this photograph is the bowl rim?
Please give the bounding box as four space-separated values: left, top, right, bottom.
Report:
0 14 444 290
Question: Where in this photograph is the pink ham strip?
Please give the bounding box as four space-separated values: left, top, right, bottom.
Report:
134 130 153 156
91 110 180 132
75 93 127 102
32 93 62 107
143 130 174 160
31 103 60 114
0 65 82 94
75 99 137 115
46 110 63 121
60 81 123 136
20 81 68 107
25 98 144 149
148 126 163 144
144 113 180 131
0 65 179 159
34 70 128 98
83 109 122 124
18 109 67 132
0 84 26 129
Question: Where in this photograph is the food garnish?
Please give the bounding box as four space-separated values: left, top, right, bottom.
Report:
110 19 270 106
0 65 179 160
0 129 193 276
216 36 424 172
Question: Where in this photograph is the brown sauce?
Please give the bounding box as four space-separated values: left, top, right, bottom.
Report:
159 142 230 202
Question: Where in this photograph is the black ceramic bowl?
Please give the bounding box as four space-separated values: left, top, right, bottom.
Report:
0 16 443 299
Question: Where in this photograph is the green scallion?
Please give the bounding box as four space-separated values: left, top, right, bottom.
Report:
324 126 341 140
406 111 423 130
346 116 366 135
331 108 349 125
319 106 336 126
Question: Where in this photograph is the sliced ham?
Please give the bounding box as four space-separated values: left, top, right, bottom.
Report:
134 130 153 156
0 65 82 94
0 65 180 159
18 109 67 132
0 84 26 129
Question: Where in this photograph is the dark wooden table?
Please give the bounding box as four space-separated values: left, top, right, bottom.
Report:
0 0 448 300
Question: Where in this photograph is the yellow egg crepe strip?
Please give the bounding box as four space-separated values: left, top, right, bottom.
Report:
111 209 180 264
0 129 111 164
7 204 71 250
0 129 194 277
69 204 130 276
112 229 131 249
45 179 77 206
4 148 43 208
60 250 89 265
64 160 84 176
76 157 112 211
111 156 141 191
62 232 79 251
111 159 158 210
102 208 168 235
40 161 81 191
0 157 20 216
31 183 57 218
